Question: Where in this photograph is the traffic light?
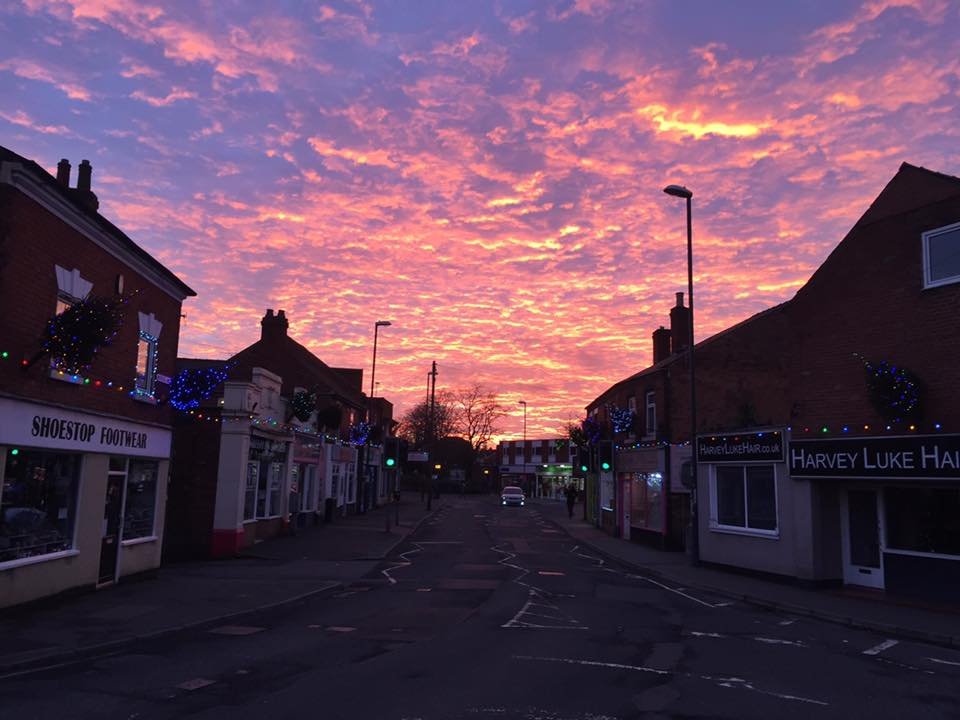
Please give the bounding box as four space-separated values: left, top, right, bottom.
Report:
598 441 613 472
384 437 398 468
576 446 590 474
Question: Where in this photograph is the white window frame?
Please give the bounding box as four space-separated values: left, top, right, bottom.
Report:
243 461 259 522
134 332 159 401
922 220 960 289
118 457 161 544
346 462 357 504
50 266 93 384
708 463 780 538
644 391 657 437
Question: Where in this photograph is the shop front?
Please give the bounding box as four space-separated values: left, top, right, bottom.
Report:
0 396 171 608
790 433 960 603
616 446 667 546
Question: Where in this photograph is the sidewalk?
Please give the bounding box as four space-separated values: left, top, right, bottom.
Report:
536 498 960 649
0 492 435 676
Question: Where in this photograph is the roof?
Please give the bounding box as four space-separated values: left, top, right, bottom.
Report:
0 144 196 297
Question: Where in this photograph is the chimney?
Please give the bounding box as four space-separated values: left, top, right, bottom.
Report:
72 159 99 211
670 291 690 354
260 308 289 342
56 159 71 187
652 325 671 364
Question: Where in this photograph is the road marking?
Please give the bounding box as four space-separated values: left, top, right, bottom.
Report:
416 587 432 592
514 657 829 707
628 574 719 608
863 639 899 655
753 636 808 647
326 626 356 632
689 631 727 638
927 657 960 667
779 620 796 626
177 678 216 691
538 571 565 576
416 541 464 544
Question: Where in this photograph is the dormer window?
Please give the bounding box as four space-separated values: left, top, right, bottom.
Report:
923 221 960 289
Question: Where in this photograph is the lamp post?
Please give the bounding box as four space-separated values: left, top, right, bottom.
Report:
518 400 527 496
663 184 699 565
365 320 390 516
370 320 391 402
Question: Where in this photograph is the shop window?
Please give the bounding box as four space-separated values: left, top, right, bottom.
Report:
923 221 960 289
712 465 777 533
346 462 357 504
886 487 960 556
0 449 81 563
268 462 283 517
631 472 664 531
244 462 258 520
122 459 159 540
331 462 341 499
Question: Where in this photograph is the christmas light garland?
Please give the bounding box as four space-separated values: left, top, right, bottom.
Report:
608 405 636 434
168 364 233 411
857 354 923 424
292 390 317 422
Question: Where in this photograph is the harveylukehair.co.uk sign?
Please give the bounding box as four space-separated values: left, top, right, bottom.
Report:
697 431 785 464
789 434 960 480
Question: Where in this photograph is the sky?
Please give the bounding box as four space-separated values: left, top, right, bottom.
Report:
2 0 959 443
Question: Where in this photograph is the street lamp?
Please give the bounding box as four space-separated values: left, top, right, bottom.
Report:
663 183 699 565
370 320 392 401
518 400 527 497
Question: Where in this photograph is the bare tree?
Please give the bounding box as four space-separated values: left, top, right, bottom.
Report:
396 391 457 449
451 384 504 452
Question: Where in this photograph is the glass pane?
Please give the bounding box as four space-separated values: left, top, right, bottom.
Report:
746 466 777 530
244 463 258 520
269 463 282 516
646 473 663 531
109 456 128 473
928 226 960 282
123 460 158 539
1 449 81 561
256 460 269 518
716 466 745 527
887 487 960 556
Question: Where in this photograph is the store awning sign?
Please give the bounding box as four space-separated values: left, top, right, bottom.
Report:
698 431 784 463
790 434 960 480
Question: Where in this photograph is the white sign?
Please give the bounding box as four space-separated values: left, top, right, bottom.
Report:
407 451 429 462
0 397 172 458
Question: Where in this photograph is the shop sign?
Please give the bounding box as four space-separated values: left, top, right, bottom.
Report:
790 434 960 480
0 397 170 458
698 431 785 463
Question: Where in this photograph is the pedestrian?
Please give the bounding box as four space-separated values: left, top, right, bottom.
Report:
289 480 300 536
565 483 577 519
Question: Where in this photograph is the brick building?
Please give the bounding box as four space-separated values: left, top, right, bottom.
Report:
0 146 195 607
589 162 960 603
497 439 576 499
165 309 391 559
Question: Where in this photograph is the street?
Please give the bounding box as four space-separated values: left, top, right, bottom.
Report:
2 496 959 719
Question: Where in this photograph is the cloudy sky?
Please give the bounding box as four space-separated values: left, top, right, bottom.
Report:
2 0 958 440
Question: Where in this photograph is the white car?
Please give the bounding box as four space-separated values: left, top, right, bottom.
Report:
501 486 525 507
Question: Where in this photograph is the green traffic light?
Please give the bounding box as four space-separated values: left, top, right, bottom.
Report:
385 458 396 467
601 461 611 471
580 464 588 472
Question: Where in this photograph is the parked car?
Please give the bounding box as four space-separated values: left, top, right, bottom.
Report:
500 486 525 507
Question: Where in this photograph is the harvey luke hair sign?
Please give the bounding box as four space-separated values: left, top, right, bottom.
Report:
790 434 960 480
0 397 171 458
698 432 785 463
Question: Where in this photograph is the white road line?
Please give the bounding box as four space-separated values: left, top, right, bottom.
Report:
689 631 727 638
514 656 828 706
753 636 808 647
863 639 899 655
927 657 960 667
380 544 423 584
779 620 796 626
630 574 719 608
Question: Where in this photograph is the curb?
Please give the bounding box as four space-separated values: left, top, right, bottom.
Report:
547 515 960 652
0 581 345 680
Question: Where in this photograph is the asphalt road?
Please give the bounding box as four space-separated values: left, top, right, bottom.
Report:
2 496 960 719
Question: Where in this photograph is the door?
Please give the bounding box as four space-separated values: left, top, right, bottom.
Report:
842 488 884 589
98 474 124 585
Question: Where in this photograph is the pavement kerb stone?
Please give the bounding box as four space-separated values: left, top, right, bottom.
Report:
550 519 960 652
0 581 345 679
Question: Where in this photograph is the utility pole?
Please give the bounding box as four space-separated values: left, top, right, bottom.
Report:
427 361 437 511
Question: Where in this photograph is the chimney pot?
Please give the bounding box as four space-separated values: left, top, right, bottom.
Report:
675 291 684 308
652 325 672 365
77 159 92 192
261 307 289 341
56 159 71 187
670 294 690 354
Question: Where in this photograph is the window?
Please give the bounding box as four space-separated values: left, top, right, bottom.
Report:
268 462 283 516
712 465 777 533
1 449 81 563
122 459 159 540
244 462 258 520
627 396 637 413
134 333 158 398
51 266 93 383
346 462 357 504
630 472 664 531
645 391 657 436
886 487 960 556
923 221 960 288
331 462 341 500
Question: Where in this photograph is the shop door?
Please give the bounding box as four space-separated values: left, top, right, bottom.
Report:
98 474 124 585
842 488 884 589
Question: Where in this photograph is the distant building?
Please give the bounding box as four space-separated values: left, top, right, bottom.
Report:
0 146 195 607
497 439 576 499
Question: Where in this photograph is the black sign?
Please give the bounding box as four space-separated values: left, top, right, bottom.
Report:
698 431 785 463
790 434 960 480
